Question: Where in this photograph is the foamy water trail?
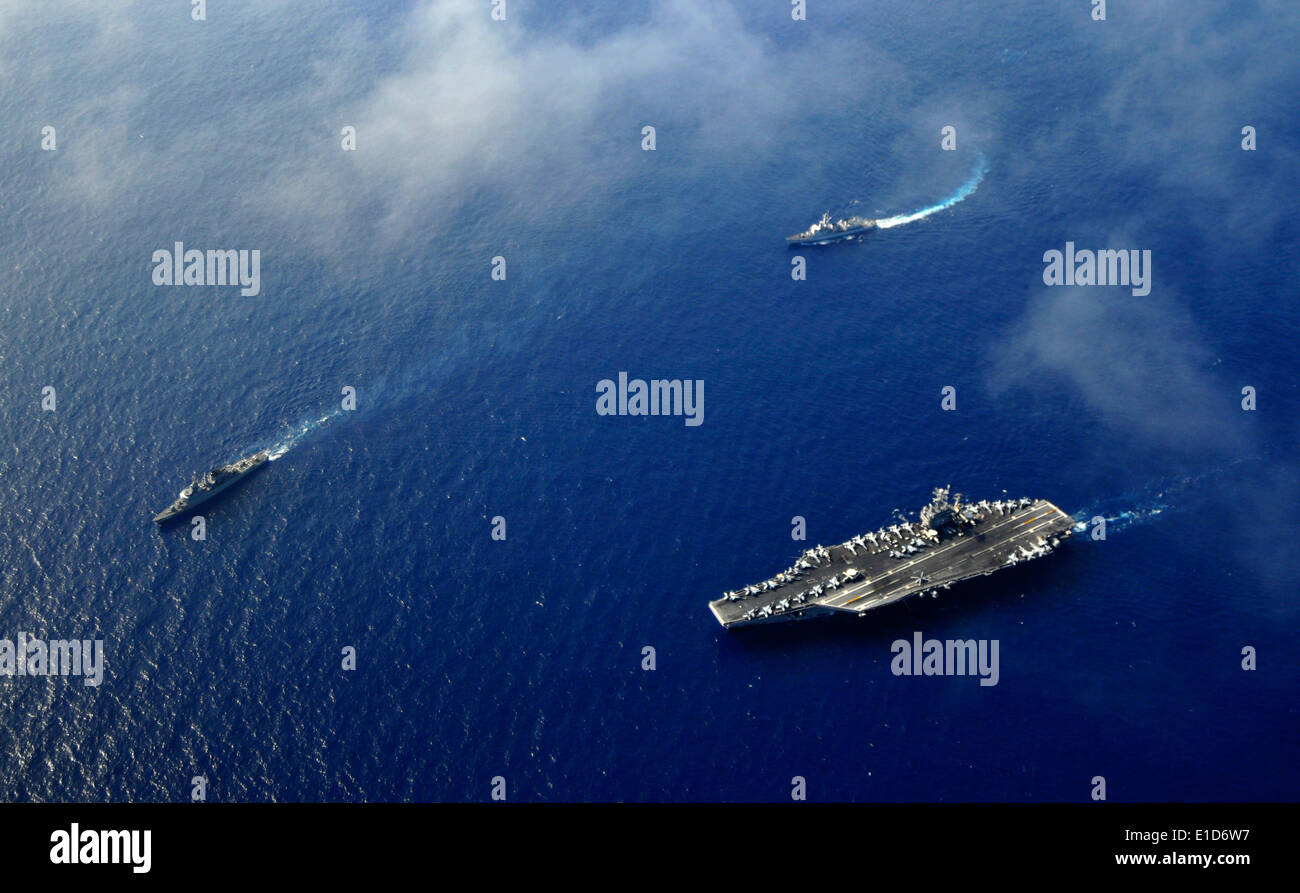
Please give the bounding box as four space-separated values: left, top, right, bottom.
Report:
874 154 988 230
247 343 469 464
1071 504 1168 536
266 406 347 460
1068 464 1242 538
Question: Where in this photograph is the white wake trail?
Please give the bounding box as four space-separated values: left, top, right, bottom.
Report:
1068 463 1244 537
266 406 346 460
874 155 988 230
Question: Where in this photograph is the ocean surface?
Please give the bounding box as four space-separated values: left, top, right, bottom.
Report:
0 0 1296 801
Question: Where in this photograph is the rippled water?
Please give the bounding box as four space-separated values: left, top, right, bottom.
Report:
0 1 1296 802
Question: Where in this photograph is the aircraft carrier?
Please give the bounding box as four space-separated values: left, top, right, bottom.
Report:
786 212 876 246
709 487 1075 629
152 450 270 523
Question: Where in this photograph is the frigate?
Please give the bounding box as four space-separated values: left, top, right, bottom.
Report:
709 487 1075 629
786 212 876 246
152 450 270 523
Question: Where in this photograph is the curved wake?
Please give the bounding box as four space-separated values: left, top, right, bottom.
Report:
874 154 988 230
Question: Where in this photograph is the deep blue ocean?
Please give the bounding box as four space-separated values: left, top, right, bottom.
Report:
0 1 1296 801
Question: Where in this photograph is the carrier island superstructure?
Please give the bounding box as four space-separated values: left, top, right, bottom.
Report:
709 487 1075 629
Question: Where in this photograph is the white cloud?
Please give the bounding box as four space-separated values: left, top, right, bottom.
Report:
989 286 1247 454
258 0 872 246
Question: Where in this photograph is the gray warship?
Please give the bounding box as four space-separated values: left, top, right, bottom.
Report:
786 212 877 246
709 487 1075 629
152 450 270 523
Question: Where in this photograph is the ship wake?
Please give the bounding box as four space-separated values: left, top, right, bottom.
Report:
1070 503 1168 537
265 406 347 461
874 154 988 230
256 351 467 464
1068 464 1242 538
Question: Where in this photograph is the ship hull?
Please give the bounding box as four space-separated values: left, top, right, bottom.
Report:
152 454 269 523
709 496 1075 629
786 224 876 247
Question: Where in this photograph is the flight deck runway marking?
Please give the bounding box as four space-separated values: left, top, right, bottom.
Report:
832 512 1068 609
825 505 1041 606
823 505 1068 610
716 501 1072 623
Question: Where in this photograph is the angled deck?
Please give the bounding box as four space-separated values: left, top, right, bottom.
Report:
709 497 1075 629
